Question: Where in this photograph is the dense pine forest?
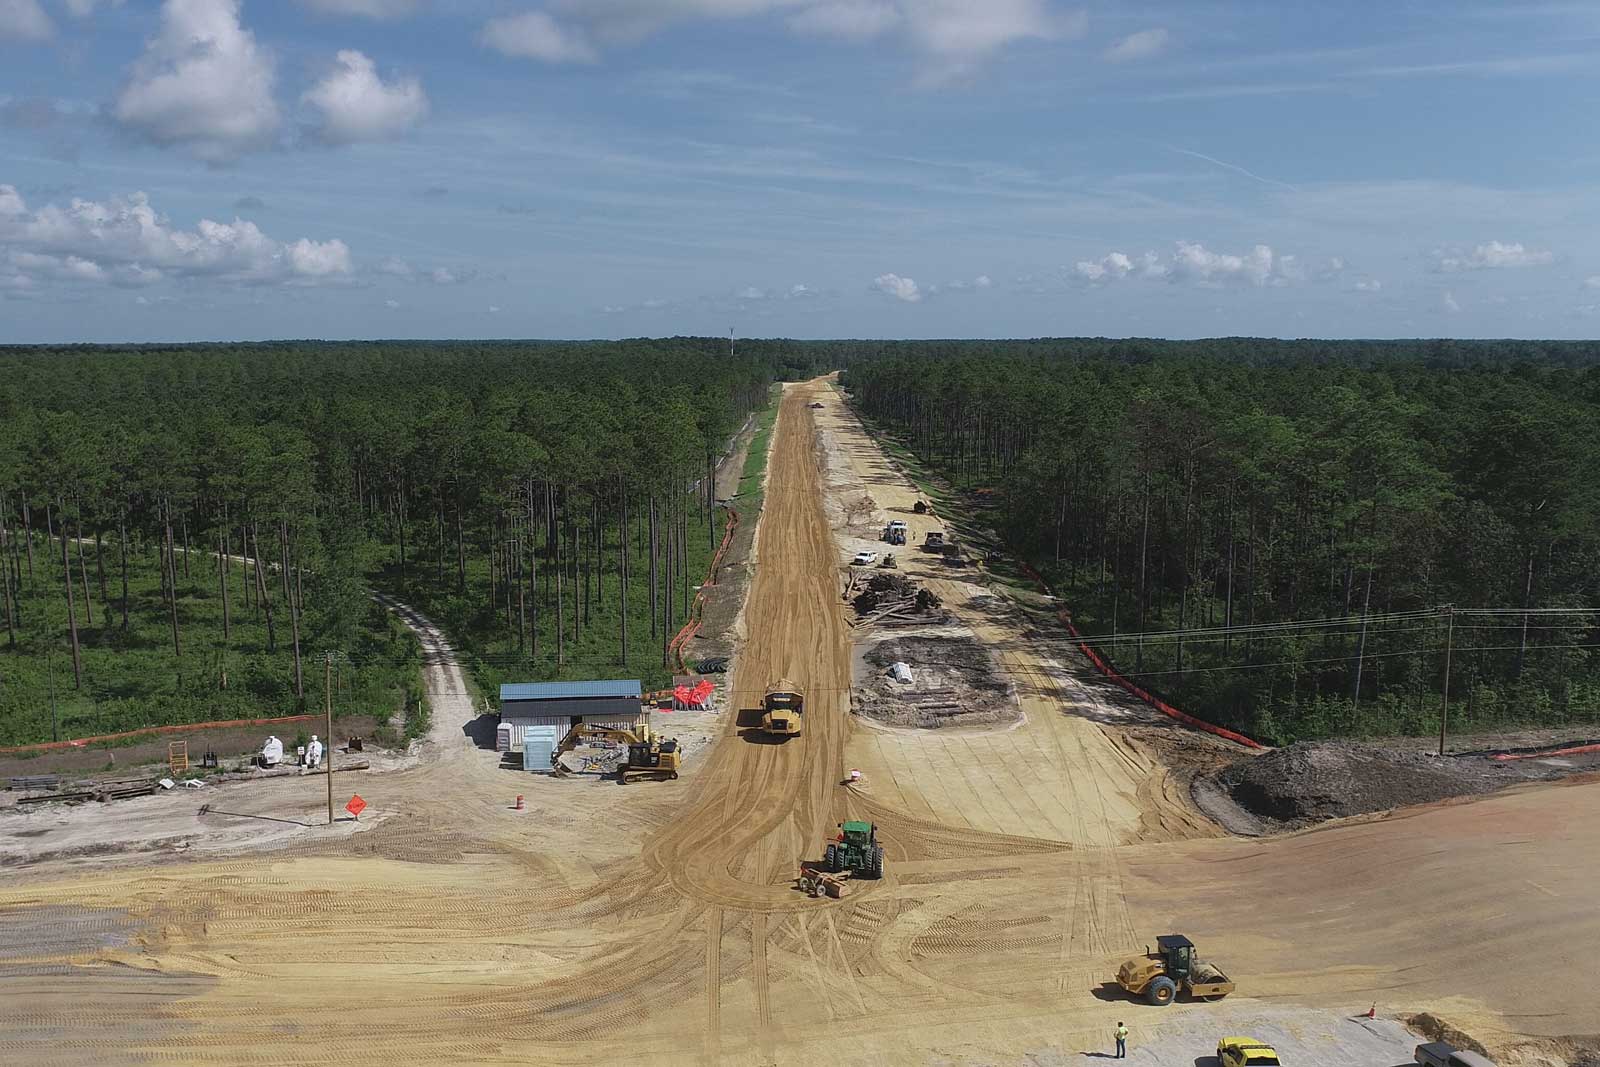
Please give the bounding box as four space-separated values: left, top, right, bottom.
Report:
6 336 1600 749
843 343 1600 744
0 340 801 746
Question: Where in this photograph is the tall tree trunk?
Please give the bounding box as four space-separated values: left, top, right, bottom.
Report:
57 508 84 687
1515 549 1535 679
118 510 130 632
75 518 93 625
181 515 191 578
620 485 629 666
648 494 659 640
218 530 231 640
252 523 276 653
555 515 566 667
95 529 108 612
22 499 36 589
455 489 467 593
164 503 182 663
1135 474 1151 674
1352 561 1374 709
281 521 304 701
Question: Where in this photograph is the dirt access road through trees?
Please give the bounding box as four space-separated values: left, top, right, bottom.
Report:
1 380 1596 1067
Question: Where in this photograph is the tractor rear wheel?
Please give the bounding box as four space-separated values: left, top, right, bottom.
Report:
869 846 884 879
1146 977 1177 1006
825 844 839 872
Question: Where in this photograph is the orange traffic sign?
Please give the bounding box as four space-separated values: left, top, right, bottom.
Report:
346 794 367 819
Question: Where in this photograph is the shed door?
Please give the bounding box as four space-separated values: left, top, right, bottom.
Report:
522 725 558 772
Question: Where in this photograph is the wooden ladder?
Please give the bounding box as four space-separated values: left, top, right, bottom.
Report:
168 740 189 774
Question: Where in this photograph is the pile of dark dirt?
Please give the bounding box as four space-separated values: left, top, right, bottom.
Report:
1202 738 1600 830
1213 742 1474 825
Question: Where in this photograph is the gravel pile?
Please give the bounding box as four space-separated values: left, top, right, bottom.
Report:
1204 738 1600 829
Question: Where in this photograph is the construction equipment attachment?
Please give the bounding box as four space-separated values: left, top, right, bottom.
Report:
796 866 851 898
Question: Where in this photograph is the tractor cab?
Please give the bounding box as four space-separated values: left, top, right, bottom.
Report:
1157 935 1197 980
1115 933 1234 1006
825 820 885 879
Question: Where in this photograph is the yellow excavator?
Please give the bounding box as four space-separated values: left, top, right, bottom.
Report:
761 679 804 738
552 724 681 782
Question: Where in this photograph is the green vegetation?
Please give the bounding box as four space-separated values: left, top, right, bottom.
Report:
736 386 782 502
0 507 416 748
0 341 814 745
844 343 1600 744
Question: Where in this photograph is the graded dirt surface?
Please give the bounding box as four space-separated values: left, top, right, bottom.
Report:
0 379 1596 1067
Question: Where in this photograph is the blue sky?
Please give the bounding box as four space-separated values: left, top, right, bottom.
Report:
2 0 1599 343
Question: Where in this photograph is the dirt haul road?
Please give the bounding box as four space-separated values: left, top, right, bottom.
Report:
1 380 1597 1067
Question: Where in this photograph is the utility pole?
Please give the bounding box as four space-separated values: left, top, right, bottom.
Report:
1438 606 1455 757
324 652 335 826
46 640 58 742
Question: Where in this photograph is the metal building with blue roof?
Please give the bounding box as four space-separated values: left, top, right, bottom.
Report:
498 679 648 756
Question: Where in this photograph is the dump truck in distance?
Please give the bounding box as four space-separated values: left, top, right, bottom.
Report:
761 679 804 738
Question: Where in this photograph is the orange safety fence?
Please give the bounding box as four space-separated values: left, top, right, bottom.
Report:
0 713 320 756
1016 560 1262 750
1491 741 1600 762
667 505 741 673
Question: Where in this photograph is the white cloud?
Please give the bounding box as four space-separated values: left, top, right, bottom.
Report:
974 274 991 288
429 266 461 284
1443 290 1462 313
9 251 105 282
487 305 501 313
737 285 766 299
286 237 352 276
480 11 597 63
384 298 400 308
1585 276 1600 290
1104 27 1168 62
1433 240 1554 272
1075 242 1316 288
0 0 54 41
297 0 418 17
873 272 921 302
1353 278 1382 292
112 0 280 163
302 50 427 144
490 1 1068 74
0 184 353 289
788 1 898 41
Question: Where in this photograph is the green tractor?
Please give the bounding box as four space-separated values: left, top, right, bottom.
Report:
825 820 885 879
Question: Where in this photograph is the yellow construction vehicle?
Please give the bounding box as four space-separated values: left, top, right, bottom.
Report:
1115 934 1235 1006
554 723 648 758
552 724 680 782
761 679 804 738
620 738 681 783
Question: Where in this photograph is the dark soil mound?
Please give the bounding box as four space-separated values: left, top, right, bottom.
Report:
1212 742 1484 825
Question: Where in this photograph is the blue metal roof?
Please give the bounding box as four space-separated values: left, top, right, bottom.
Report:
500 679 642 702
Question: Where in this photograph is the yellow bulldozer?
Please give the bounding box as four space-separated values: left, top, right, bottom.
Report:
1115 934 1234 1006
761 679 804 738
